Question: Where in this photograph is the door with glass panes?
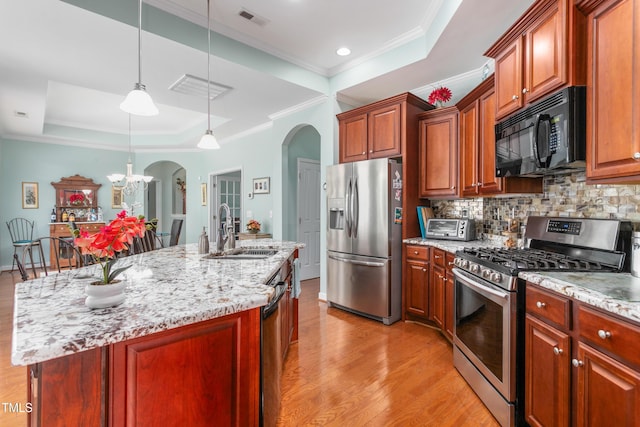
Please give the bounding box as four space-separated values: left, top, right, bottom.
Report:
214 174 241 237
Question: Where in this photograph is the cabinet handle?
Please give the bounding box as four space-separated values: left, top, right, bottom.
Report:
442 276 447 282
369 150 373 153
361 151 366 155
633 152 640 160
422 268 427 272
477 182 482 186
536 301 546 309
435 255 441 259
597 329 612 340
451 186 456 190
414 250 419 255
572 359 584 368
512 94 519 101
522 88 529 94
553 346 563 356
471 183 477 187
448 262 455 266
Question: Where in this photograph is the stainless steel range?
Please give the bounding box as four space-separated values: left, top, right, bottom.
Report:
452 216 632 427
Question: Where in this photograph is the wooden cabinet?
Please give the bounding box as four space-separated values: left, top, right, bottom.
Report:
28 309 261 427
443 252 455 342
337 92 432 240
50 175 101 222
403 244 431 321
279 252 298 362
418 107 458 198
48 222 104 269
577 0 640 182
430 248 446 329
526 282 640 426
486 0 585 119
525 314 571 427
337 93 431 163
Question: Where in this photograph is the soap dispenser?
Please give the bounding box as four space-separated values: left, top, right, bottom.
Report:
198 227 210 254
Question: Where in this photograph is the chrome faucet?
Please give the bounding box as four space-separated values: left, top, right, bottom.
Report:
217 203 235 252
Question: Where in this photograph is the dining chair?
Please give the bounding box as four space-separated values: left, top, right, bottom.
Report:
13 253 29 282
168 219 183 247
6 218 42 272
29 237 85 277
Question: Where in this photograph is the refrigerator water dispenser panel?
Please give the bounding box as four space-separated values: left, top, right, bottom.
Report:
329 207 345 230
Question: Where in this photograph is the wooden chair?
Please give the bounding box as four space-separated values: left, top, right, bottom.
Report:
6 218 42 272
29 237 85 277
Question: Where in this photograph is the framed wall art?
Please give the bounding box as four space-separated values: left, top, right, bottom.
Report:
253 177 270 194
201 183 207 206
22 182 39 209
111 187 123 208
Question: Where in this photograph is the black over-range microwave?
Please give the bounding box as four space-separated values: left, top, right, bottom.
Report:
495 86 586 177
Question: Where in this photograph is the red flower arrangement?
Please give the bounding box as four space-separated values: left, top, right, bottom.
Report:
73 210 148 284
428 86 452 106
246 219 261 232
69 193 85 205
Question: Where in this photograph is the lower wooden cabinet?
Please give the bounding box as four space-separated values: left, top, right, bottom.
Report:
403 244 430 321
28 309 261 427
49 222 104 269
526 282 640 426
403 244 455 342
525 314 571 427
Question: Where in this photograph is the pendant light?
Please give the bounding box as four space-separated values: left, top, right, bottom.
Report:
197 0 220 149
120 0 159 116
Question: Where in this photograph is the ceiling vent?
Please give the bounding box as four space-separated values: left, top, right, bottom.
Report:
238 8 269 26
168 74 232 100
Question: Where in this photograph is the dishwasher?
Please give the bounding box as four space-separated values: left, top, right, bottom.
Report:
261 275 287 427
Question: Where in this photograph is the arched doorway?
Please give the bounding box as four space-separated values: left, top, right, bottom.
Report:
282 125 321 280
144 160 186 245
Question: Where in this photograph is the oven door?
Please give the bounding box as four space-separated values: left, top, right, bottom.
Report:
453 268 516 401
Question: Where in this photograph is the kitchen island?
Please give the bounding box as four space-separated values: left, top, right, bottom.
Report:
12 240 300 427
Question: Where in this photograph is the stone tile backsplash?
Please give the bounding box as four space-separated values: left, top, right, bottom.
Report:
430 171 640 238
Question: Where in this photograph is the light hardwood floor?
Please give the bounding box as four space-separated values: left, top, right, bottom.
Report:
0 272 498 426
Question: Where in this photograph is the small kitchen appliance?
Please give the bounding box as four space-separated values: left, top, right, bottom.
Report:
452 216 631 426
425 218 476 241
495 86 586 178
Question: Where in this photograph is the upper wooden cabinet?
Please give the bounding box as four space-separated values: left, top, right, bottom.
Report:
485 0 586 120
51 175 102 222
577 0 640 183
458 77 542 197
418 107 459 198
337 93 432 163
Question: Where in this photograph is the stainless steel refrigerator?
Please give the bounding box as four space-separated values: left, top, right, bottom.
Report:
326 158 403 325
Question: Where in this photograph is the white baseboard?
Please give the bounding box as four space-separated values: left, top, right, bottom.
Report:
318 292 326 301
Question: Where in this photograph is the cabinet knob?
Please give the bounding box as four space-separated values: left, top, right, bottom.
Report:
451 186 455 190
597 329 612 340
522 88 529 94
435 255 441 259
422 268 427 272
572 359 584 368
553 347 563 356
362 151 366 155
471 183 477 187
442 276 447 282
536 301 546 309
448 262 455 266
477 182 482 186
414 250 419 255
633 152 640 160
512 94 519 101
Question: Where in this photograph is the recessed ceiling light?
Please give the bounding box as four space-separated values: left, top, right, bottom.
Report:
336 47 351 56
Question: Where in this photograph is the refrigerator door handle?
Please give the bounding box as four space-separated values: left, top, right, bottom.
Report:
328 253 386 267
346 178 352 237
352 178 359 238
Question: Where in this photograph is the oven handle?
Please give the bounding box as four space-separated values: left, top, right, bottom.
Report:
452 268 508 301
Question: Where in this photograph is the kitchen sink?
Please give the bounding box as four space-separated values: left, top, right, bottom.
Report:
203 248 279 260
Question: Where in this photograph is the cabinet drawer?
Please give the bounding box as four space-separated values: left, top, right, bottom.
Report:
526 285 571 329
578 305 640 368
80 223 104 233
432 248 445 267
445 252 455 273
406 245 429 261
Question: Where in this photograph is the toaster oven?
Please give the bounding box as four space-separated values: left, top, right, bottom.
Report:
425 219 476 241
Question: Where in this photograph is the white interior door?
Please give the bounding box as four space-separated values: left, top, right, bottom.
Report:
297 159 321 280
211 173 242 242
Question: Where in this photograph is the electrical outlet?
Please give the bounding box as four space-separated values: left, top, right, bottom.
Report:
246 210 253 218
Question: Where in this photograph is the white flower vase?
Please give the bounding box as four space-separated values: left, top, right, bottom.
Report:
85 281 126 309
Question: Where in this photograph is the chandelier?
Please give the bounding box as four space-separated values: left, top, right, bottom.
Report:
108 115 153 196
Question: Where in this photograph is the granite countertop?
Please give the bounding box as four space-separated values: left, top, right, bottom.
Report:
403 236 505 253
12 240 302 366
520 271 640 325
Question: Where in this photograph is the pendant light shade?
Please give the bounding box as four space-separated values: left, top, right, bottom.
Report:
121 0 158 116
199 0 220 150
120 83 159 116
198 129 220 149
